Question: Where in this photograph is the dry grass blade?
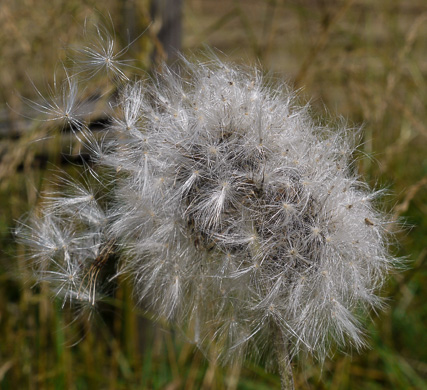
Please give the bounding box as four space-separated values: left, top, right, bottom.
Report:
393 176 427 218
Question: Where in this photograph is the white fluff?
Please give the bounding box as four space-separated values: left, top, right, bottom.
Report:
17 52 398 364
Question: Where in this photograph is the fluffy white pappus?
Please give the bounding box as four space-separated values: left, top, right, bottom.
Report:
16 47 398 368
21 71 89 132
16 174 113 307
99 57 397 363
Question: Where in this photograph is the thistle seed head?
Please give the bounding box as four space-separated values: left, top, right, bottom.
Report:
17 52 398 365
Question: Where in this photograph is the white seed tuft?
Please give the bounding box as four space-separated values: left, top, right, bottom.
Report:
16 52 399 365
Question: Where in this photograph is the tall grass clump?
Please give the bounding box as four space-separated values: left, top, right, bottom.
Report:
15 21 401 390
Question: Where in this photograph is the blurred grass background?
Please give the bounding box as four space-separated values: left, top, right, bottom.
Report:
1 0 426 388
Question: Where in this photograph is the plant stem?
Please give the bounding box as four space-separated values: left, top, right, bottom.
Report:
275 330 295 390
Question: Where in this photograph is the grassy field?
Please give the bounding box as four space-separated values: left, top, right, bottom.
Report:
1 0 426 388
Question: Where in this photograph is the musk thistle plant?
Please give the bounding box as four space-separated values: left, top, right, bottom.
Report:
16 27 398 389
